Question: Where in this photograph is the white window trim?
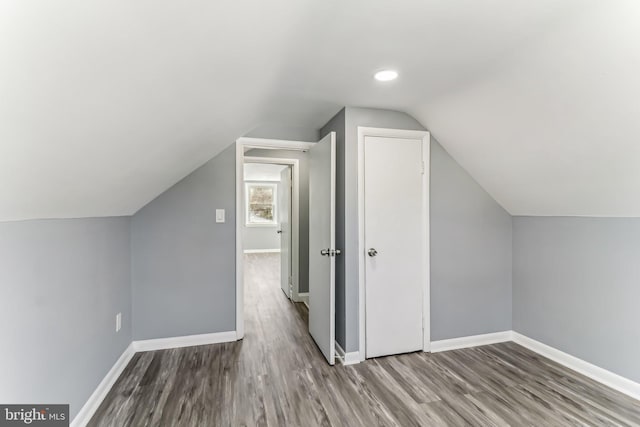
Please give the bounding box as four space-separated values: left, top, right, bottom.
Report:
244 181 278 227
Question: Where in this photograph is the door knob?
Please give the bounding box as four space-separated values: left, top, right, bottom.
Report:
276 230 282 234
368 248 378 257
320 249 330 256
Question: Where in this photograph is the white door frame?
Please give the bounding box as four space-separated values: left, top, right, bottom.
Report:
357 127 431 361
235 137 314 339
244 156 300 301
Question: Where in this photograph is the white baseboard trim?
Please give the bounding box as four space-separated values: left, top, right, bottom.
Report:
71 343 135 427
70 328 640 426
132 331 238 353
431 331 513 353
335 341 360 365
295 292 309 306
512 332 640 401
243 249 281 254
71 330 239 426
431 330 640 401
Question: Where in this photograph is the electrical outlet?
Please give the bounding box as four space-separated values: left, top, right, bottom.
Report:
116 312 122 332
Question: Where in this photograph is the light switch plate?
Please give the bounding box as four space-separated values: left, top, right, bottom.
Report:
216 209 225 223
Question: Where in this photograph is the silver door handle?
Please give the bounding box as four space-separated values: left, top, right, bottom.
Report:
321 249 342 257
368 248 378 257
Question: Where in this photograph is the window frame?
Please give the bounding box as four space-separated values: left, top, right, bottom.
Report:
245 181 278 227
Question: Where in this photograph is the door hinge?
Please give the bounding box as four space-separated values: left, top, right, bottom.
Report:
421 161 426 175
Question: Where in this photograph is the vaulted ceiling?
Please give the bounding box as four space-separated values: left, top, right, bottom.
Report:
1 0 637 221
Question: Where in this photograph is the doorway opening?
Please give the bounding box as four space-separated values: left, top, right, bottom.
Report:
235 134 338 365
243 158 300 304
235 138 313 341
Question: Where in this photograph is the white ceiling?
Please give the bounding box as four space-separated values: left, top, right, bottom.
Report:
415 1 640 216
1 0 638 221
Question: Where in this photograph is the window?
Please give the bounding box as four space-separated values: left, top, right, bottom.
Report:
245 182 277 226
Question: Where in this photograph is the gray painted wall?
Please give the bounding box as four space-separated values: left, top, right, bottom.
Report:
321 107 513 352
513 216 640 383
131 144 236 340
242 222 280 251
245 149 311 294
431 142 512 340
0 217 131 420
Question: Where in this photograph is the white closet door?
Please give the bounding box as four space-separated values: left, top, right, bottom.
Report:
365 136 425 358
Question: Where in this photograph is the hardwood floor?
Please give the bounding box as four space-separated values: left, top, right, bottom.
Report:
89 253 640 426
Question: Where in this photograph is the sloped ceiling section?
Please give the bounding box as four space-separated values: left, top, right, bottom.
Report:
1 0 636 221
415 1 640 216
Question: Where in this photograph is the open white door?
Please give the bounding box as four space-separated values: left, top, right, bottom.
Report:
308 132 337 365
278 166 292 298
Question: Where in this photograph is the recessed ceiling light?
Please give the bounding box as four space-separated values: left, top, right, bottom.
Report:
374 70 398 82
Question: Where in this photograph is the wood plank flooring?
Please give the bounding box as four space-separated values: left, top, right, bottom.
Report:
89 253 640 426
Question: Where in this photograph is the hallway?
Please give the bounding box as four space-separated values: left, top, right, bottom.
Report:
89 254 640 426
